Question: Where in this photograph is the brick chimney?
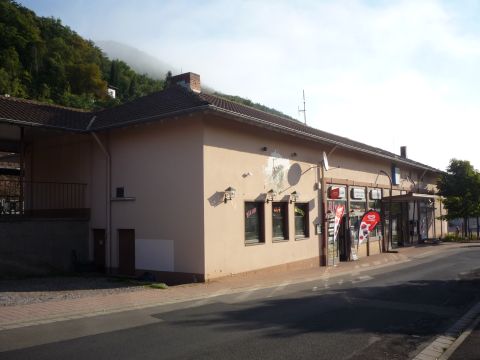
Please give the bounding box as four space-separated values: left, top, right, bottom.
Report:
170 72 201 93
400 146 407 158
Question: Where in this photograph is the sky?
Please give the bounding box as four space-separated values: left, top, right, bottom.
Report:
17 0 480 171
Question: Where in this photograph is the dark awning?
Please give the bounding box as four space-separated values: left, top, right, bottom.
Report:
382 193 436 203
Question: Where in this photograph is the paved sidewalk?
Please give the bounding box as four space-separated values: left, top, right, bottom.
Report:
0 243 467 331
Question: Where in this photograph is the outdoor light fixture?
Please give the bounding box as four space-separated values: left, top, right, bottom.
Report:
290 191 299 203
266 189 277 203
224 187 236 203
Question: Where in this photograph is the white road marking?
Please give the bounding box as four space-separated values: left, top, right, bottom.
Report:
351 275 374 283
266 282 291 298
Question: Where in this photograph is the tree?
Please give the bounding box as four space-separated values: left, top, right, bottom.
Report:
437 159 480 237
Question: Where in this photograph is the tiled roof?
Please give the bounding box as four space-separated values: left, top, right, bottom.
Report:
0 88 440 172
0 96 91 130
91 86 209 130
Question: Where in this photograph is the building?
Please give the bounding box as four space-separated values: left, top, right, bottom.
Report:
0 73 446 282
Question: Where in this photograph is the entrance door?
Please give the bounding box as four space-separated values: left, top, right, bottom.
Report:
118 229 135 276
93 229 106 272
339 215 350 261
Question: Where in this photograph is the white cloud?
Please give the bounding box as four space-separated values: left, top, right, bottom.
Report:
19 0 480 170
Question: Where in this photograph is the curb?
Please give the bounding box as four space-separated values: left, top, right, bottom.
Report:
412 301 480 360
438 310 480 360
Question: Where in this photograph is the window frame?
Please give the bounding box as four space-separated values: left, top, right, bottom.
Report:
294 202 310 239
244 201 265 245
272 202 289 242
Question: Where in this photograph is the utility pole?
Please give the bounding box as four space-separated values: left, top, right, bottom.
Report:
298 90 306 125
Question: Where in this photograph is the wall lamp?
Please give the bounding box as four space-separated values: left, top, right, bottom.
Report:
266 189 277 203
224 186 236 203
290 191 299 203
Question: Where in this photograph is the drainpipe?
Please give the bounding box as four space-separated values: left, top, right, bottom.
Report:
89 117 112 274
320 164 329 266
19 127 25 215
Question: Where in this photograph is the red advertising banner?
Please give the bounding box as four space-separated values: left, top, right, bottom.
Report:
358 210 381 245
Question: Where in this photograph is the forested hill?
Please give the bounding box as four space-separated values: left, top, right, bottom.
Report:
0 0 164 109
0 0 297 120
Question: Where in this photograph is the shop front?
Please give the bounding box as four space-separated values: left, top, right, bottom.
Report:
326 184 384 264
382 193 437 247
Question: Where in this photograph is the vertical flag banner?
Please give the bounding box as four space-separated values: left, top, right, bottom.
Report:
358 210 381 245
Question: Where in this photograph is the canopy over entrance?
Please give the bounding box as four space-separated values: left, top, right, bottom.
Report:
382 192 436 203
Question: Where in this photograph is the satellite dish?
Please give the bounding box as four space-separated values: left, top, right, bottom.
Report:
322 151 329 171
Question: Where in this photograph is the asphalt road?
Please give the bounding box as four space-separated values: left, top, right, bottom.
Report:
1 245 480 360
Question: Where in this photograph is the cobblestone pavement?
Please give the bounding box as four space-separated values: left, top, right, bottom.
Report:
0 276 146 307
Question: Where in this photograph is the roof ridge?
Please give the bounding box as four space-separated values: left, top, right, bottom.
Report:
200 92 300 123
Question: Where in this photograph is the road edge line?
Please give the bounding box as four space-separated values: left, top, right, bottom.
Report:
412 301 480 360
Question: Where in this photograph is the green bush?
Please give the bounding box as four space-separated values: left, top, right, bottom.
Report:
442 234 464 242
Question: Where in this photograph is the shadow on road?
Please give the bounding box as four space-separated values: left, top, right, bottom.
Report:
159 277 480 339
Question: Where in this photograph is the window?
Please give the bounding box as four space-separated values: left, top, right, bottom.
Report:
245 202 264 244
294 203 309 238
272 202 289 240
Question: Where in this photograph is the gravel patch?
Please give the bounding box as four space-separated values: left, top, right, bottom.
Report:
0 276 150 307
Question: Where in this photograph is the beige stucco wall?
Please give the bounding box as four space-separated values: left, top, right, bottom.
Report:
107 117 205 275
26 117 206 276
24 112 447 279
201 116 447 279
203 116 324 279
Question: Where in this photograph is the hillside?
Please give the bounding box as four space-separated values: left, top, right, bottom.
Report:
0 0 164 109
0 0 297 120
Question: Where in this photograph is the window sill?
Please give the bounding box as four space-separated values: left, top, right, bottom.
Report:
245 241 265 246
295 236 310 241
273 238 289 243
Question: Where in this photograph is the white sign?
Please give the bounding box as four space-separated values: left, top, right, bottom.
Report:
351 188 365 200
370 188 382 200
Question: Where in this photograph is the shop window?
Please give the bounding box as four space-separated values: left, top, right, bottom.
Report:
245 202 264 244
294 203 309 239
272 202 289 241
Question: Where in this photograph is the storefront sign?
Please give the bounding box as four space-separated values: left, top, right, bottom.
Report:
358 210 381 245
370 188 382 200
329 186 346 199
351 188 365 200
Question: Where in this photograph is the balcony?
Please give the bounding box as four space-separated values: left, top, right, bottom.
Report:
0 180 89 218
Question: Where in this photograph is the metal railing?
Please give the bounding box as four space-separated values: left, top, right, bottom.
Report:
0 180 88 217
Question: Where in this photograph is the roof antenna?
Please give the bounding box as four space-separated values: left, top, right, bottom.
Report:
298 90 306 125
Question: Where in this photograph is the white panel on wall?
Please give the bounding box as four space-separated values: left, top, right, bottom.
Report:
135 239 174 272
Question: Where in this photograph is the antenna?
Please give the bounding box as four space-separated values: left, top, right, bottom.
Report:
298 90 306 125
